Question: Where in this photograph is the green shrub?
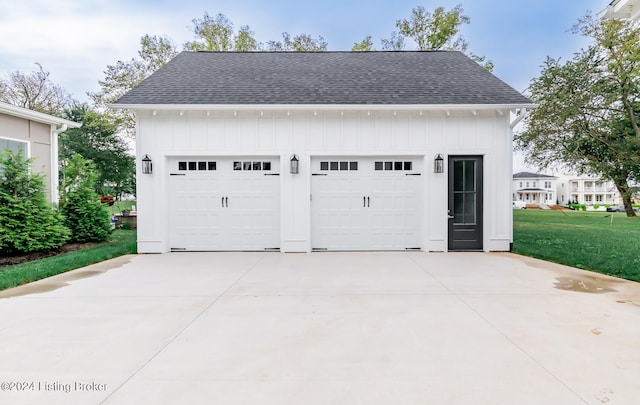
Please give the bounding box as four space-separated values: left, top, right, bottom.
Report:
0 150 70 254
60 154 111 243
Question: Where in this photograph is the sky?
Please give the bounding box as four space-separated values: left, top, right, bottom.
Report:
0 0 608 171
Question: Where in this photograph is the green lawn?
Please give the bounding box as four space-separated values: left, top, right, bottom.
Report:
105 200 136 215
513 210 640 282
0 230 137 291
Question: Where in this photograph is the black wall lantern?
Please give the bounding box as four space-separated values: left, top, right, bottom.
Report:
141 154 153 174
434 154 444 174
290 154 299 174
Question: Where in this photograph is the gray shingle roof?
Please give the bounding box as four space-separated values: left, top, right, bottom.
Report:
115 51 532 106
513 172 557 179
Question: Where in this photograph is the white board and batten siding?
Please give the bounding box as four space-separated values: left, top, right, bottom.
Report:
135 109 514 253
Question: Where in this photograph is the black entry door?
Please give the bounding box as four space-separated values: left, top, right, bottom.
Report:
448 156 483 251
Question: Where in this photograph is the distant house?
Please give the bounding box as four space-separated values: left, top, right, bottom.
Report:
556 177 621 205
512 172 557 206
601 0 640 18
113 51 533 253
0 102 80 202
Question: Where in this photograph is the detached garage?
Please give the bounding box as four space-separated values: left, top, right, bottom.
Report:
113 51 533 253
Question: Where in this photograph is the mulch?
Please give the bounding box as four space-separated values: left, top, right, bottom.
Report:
0 242 98 268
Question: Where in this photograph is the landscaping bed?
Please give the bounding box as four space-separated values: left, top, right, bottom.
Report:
0 230 136 291
0 241 98 268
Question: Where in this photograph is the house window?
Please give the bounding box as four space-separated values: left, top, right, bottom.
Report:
519 182 523 187
526 181 529 187
595 195 603 202
585 195 593 202
544 181 551 189
533 181 537 187
0 137 28 156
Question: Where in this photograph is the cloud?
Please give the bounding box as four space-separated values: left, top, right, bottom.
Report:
0 0 184 100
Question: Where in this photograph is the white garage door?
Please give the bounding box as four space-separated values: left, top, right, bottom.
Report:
168 157 280 251
311 156 422 251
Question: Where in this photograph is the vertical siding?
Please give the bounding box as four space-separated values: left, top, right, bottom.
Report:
135 108 513 253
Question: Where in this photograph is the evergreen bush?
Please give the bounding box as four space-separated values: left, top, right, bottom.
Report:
0 150 70 254
60 154 111 242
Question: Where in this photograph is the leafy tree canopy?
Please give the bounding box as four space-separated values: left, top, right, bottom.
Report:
89 34 178 136
396 4 470 51
379 4 493 70
184 12 261 51
516 13 640 217
352 36 374 52
266 32 328 51
60 104 135 198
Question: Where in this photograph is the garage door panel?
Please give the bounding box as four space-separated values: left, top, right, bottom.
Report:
311 156 422 251
168 157 279 251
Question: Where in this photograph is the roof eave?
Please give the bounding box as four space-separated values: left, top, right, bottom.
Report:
0 102 81 128
110 103 537 112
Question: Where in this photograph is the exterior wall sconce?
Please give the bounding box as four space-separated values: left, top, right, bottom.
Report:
290 154 299 174
141 154 153 174
434 154 444 174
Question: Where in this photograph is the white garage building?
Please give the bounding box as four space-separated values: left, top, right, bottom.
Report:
113 51 533 253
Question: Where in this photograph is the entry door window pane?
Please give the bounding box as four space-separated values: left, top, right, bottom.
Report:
453 161 464 191
454 193 464 223
453 160 477 224
463 193 476 224
464 161 476 191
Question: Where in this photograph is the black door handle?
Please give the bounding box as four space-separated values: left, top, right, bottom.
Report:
363 196 366 207
367 197 370 207
225 197 228 207
222 197 225 208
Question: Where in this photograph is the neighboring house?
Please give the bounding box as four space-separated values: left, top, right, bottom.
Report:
0 102 80 203
556 177 621 205
512 172 557 205
113 51 533 253
600 0 640 18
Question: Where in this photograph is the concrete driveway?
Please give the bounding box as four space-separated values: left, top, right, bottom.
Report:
0 252 639 404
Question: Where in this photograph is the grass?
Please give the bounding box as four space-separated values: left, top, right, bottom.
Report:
105 200 136 215
513 210 640 282
0 230 137 291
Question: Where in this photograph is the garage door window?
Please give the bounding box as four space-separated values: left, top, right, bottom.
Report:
320 161 358 171
233 161 272 171
374 161 413 171
178 161 217 171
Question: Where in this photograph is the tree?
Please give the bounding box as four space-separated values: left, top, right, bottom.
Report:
352 36 374 51
396 4 469 51
60 104 135 198
184 12 261 51
0 150 69 254
89 34 178 136
60 154 111 242
0 63 73 115
383 4 493 70
380 32 405 51
266 33 328 51
515 14 640 217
